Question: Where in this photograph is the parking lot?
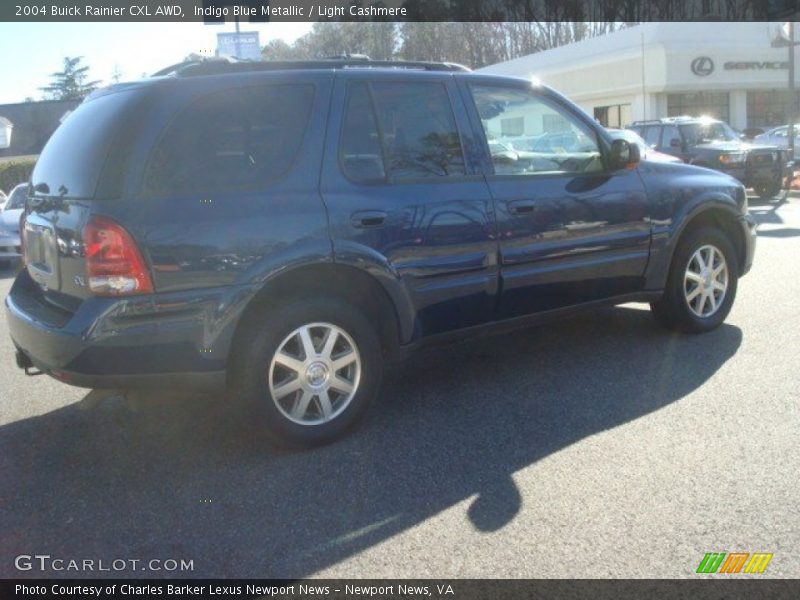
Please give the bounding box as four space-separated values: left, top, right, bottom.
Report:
1 197 798 579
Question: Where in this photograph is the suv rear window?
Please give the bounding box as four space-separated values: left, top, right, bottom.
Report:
31 89 140 199
144 84 314 196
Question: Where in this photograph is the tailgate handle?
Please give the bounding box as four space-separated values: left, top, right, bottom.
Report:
351 211 387 228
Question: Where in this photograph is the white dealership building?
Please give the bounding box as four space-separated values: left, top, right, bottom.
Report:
479 22 797 132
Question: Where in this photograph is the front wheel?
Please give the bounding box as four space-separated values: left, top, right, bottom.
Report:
232 298 383 448
650 227 739 333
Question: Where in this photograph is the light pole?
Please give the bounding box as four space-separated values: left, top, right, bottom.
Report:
772 22 799 164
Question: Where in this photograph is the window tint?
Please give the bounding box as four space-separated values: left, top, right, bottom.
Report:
145 84 314 196
661 124 680 148
32 90 140 199
339 83 386 182
643 126 661 147
469 85 603 176
370 82 465 179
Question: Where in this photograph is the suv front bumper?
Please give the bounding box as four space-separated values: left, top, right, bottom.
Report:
5 269 234 390
723 155 790 189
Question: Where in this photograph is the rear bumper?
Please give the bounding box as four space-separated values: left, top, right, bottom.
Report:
4 270 244 390
739 212 757 276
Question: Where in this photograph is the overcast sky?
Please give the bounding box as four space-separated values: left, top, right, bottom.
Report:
0 22 314 104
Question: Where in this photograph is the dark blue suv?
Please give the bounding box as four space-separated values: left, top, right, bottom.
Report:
5 59 756 447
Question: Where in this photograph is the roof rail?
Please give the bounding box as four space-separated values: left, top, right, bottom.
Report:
155 56 471 77
629 119 664 126
151 59 204 77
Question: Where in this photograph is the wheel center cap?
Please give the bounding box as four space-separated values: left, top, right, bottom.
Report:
305 361 329 387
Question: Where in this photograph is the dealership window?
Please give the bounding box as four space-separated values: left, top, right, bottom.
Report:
542 113 570 133
747 90 800 129
593 104 632 128
667 92 729 123
501 117 524 136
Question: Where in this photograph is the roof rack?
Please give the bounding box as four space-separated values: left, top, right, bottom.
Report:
152 56 471 78
629 119 664 126
630 116 706 126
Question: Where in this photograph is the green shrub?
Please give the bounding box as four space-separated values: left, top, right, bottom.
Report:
0 158 37 193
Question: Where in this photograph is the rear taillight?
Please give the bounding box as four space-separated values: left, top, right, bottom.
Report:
83 216 153 296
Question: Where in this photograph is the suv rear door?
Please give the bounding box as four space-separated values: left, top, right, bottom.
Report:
321 71 498 340
460 77 651 317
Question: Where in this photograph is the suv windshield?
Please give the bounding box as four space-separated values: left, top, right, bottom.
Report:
679 121 738 145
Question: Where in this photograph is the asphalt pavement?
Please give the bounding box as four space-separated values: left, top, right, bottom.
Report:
1 198 798 578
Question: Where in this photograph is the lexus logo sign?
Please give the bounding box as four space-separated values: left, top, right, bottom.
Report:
691 56 715 76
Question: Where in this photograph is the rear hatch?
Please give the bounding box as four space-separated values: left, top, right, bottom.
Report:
24 87 147 309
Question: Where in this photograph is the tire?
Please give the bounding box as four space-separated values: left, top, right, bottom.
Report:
650 226 739 334
231 297 383 448
753 179 782 201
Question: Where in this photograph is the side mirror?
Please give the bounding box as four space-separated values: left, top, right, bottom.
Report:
609 139 640 170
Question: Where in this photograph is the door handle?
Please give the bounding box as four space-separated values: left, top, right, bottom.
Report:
351 210 388 228
508 200 536 214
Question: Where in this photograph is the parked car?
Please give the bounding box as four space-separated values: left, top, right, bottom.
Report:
0 182 27 266
754 124 800 158
606 128 682 163
5 58 756 447
0 189 7 211
741 127 766 140
628 116 789 200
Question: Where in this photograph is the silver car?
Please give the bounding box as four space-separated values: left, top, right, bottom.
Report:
754 125 800 151
0 182 27 265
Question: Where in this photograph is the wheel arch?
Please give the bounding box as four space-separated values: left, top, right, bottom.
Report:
225 262 409 385
646 198 747 289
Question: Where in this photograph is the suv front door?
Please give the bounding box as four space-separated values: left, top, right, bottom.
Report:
460 79 651 318
321 73 499 341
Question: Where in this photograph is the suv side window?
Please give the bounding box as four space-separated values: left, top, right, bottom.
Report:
643 125 662 148
661 124 681 149
145 84 314 196
340 82 386 182
468 85 603 175
339 81 466 182
371 82 466 179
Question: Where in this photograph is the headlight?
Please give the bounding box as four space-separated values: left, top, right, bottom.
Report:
719 152 746 165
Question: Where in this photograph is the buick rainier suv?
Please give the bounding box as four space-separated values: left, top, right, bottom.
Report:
5 58 756 447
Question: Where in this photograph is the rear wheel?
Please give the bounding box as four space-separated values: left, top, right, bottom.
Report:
650 227 738 333
753 179 783 201
232 297 383 448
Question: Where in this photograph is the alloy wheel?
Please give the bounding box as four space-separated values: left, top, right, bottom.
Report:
268 322 361 426
683 244 729 318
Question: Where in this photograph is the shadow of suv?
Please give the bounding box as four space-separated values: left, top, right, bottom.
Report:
628 116 789 200
5 58 756 447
